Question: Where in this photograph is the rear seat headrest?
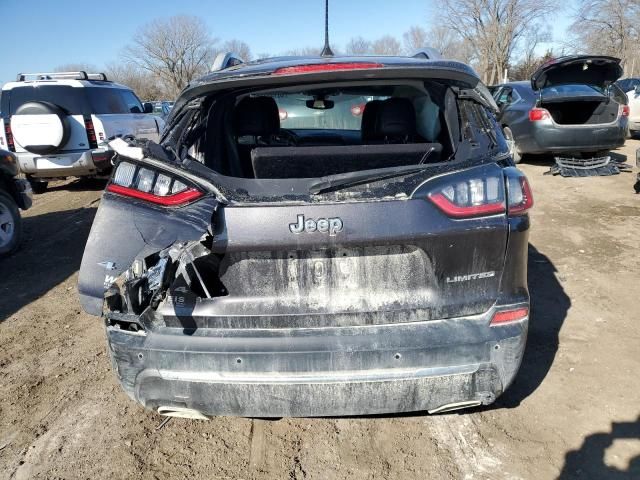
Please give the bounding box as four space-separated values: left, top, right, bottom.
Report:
361 100 383 142
374 98 417 139
233 96 280 137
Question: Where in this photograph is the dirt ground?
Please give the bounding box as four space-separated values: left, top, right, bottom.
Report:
1 143 639 480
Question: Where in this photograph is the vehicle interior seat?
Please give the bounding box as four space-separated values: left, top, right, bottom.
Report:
361 97 419 144
233 96 281 177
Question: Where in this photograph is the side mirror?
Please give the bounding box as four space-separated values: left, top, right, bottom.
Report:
143 102 154 114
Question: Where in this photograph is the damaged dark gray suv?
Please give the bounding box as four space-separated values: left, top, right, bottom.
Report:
78 53 534 418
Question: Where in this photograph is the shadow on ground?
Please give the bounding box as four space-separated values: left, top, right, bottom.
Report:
0 205 97 322
558 416 640 479
45 177 107 193
492 243 571 409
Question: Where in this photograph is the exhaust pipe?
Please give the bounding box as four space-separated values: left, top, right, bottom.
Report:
157 406 209 420
427 400 482 414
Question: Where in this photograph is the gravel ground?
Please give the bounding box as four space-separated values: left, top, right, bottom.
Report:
0 144 639 479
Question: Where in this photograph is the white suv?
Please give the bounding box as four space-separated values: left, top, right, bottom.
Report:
0 71 165 193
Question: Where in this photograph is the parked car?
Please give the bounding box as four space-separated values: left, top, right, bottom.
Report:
149 101 173 120
494 56 628 163
79 52 534 418
0 71 165 193
0 149 31 256
616 77 640 135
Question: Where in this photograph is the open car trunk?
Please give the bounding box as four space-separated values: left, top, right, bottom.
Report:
541 98 619 125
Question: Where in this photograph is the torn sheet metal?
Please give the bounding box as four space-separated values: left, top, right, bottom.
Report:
545 155 632 177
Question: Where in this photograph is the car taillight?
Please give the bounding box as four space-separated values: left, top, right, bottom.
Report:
427 175 506 218
106 161 203 206
529 108 551 121
621 105 630 117
490 307 529 325
84 116 98 149
350 103 365 116
506 172 534 215
4 121 15 152
273 62 384 75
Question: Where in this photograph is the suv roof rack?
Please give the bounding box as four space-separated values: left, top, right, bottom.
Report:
211 52 245 72
15 71 110 82
411 48 443 61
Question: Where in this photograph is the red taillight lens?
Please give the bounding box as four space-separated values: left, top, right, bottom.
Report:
490 307 529 325
529 108 551 121
4 121 15 152
427 176 506 218
506 175 534 215
350 103 365 116
621 105 630 117
84 117 98 149
274 62 383 75
107 184 202 206
108 161 203 206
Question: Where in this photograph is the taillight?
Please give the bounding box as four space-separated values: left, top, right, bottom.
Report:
84 116 98 149
274 62 383 75
350 103 365 116
490 307 529 325
529 108 551 121
506 172 534 215
106 161 203 206
621 105 630 117
427 175 506 218
4 121 15 152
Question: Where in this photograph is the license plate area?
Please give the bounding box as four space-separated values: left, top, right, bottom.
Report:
35 156 73 169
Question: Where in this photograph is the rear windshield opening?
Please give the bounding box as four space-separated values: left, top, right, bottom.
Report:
187 81 467 180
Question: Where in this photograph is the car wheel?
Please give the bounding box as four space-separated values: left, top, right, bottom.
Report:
28 177 48 194
0 190 22 257
503 126 522 163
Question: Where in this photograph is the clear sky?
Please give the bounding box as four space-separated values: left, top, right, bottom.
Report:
1 0 574 85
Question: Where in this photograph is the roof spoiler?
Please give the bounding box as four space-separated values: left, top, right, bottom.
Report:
211 52 245 72
411 48 443 61
15 71 109 82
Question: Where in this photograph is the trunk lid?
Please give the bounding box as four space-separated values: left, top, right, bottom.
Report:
531 55 623 91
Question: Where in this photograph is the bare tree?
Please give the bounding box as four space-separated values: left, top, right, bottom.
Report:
221 39 253 61
53 63 98 73
403 26 428 53
570 0 640 75
105 62 166 101
439 0 555 83
284 46 322 56
371 35 402 55
345 36 372 55
125 15 216 97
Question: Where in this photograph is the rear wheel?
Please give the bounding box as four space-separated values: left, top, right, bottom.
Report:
503 127 522 163
27 177 48 194
0 190 22 257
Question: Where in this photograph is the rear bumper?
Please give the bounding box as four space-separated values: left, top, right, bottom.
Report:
15 148 112 178
106 306 528 417
519 120 626 154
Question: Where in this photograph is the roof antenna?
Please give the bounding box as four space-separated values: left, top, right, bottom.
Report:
320 0 334 57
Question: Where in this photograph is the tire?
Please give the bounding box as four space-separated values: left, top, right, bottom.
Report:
503 126 522 163
0 190 22 257
10 101 71 155
27 177 48 194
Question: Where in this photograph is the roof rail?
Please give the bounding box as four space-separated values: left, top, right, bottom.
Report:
411 48 443 61
211 52 245 72
15 71 109 82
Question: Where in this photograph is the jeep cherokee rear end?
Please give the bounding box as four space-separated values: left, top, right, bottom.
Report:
78 55 533 417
